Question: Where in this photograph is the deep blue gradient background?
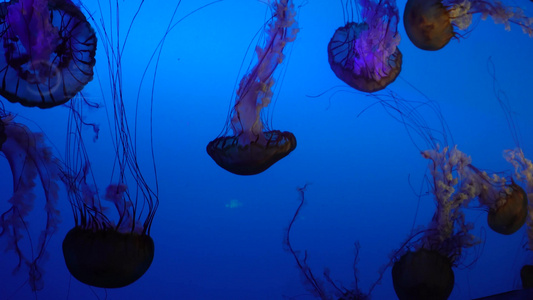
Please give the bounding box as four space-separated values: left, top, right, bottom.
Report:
1 0 533 299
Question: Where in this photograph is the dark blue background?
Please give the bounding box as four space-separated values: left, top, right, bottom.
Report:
1 0 532 299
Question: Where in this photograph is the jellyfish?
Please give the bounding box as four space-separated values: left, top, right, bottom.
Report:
0 0 97 108
463 164 527 235
392 146 480 300
206 0 298 176
56 0 197 288
327 0 402 93
0 111 61 291
61 174 156 288
403 0 533 50
60 93 158 287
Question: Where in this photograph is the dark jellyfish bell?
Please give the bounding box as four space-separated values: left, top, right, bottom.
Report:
206 130 296 175
327 22 402 93
62 227 154 288
392 249 454 300
487 183 528 235
403 0 454 51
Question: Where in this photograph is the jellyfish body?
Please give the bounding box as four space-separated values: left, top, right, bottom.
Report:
404 0 533 50
327 0 402 93
206 0 298 175
62 228 154 289
0 113 61 291
485 182 527 235
0 0 97 108
61 123 157 289
392 249 454 300
465 164 528 235
504 149 533 238
403 0 454 50
60 0 162 287
61 184 155 288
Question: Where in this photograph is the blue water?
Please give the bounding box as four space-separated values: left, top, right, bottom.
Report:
1 0 533 299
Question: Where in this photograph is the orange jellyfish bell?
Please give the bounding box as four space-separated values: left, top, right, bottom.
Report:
392 249 454 300
486 182 528 235
404 0 533 51
403 0 454 50
207 130 296 175
62 227 154 288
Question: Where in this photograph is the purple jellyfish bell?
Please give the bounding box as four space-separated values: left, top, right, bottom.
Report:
328 0 402 93
0 0 97 108
0 113 61 291
207 0 298 175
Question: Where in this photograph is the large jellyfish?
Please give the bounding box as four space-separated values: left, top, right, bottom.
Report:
206 0 298 175
403 0 533 50
0 0 97 108
59 0 163 288
392 146 480 300
61 167 156 288
327 0 402 93
0 110 61 291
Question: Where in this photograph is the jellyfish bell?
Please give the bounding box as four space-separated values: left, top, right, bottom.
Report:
207 130 296 175
207 0 298 175
62 224 154 288
327 0 402 93
392 249 454 300
403 0 454 50
485 181 528 235
0 0 97 108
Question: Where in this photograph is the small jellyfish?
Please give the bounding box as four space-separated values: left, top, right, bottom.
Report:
393 146 480 300
464 164 527 235
0 111 61 291
0 0 97 108
206 0 298 175
327 0 402 93
403 0 533 50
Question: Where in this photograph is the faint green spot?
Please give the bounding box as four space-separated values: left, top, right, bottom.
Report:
225 199 242 209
